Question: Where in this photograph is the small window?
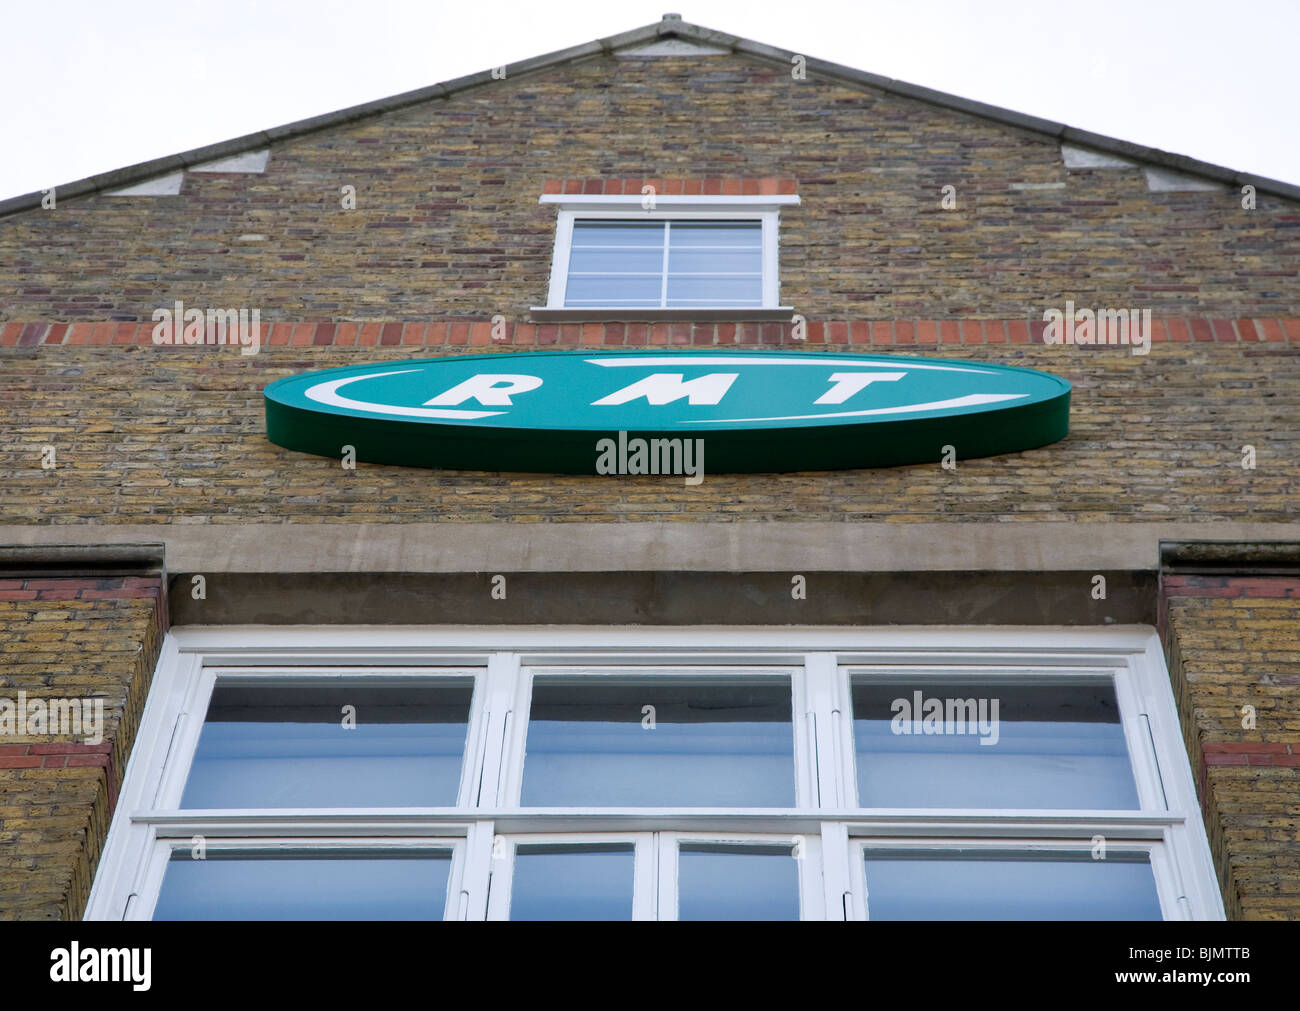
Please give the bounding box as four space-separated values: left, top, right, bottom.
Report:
536 192 798 318
565 219 763 308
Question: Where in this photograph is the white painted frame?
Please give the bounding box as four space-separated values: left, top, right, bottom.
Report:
486 830 821 921
130 835 467 922
537 194 798 312
86 625 1224 922
657 832 824 921
485 832 656 921
838 664 1167 814
498 664 812 809
150 666 488 815
848 837 1184 921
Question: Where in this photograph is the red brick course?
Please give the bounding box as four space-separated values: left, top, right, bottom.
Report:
0 576 163 601
542 176 797 196
5 318 1291 347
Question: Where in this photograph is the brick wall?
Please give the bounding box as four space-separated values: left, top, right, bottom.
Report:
1 339 1295 525
1 50 1297 322
1162 575 1300 921
0 574 165 919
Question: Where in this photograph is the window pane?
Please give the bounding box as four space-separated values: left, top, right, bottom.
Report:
564 219 767 307
666 275 763 306
851 679 1140 809
153 850 451 920
568 248 664 273
863 851 1163 920
180 679 473 808
510 844 635 920
678 844 800 920
668 248 763 274
669 221 762 247
521 675 795 807
564 274 662 306
571 221 664 246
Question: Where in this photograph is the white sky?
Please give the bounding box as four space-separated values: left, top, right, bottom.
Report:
3 0 1297 201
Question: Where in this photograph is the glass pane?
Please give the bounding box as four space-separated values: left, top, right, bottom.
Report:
510 844 635 920
568 248 664 273
666 274 763 306
851 679 1140 809
154 850 451 920
180 678 473 808
571 221 665 246
863 852 1163 920
521 675 795 807
564 274 662 306
668 248 763 274
564 220 767 307
678 844 800 920
669 221 762 247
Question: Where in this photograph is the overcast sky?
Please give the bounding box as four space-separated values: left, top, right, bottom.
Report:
4 0 1296 200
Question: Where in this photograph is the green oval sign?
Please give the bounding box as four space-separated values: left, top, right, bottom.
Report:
264 350 1070 473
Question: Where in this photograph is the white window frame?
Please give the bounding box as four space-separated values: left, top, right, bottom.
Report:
498 664 813 809
535 193 799 313
849 837 1181 921
151 666 488 814
132 836 468 922
86 625 1225 922
485 831 819 921
486 833 656 921
658 832 822 921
